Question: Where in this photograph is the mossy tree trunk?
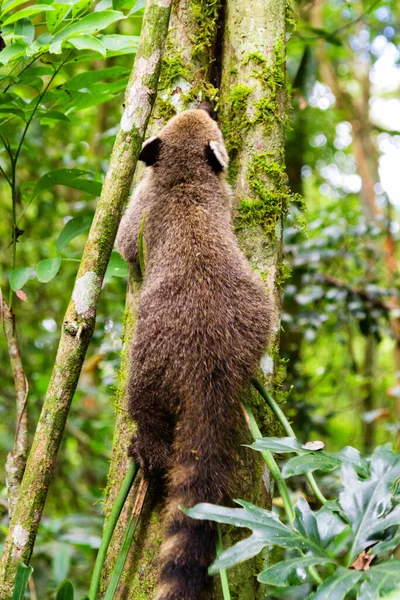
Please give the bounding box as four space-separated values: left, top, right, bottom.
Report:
0 0 172 596
102 0 290 598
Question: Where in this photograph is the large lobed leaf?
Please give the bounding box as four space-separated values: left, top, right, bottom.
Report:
339 445 400 564
183 499 330 574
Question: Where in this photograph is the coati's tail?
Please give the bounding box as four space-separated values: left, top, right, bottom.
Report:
155 380 241 600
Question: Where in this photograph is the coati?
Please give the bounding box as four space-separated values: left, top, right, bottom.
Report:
116 106 271 600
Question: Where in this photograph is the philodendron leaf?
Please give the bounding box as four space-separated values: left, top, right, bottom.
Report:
294 497 321 545
358 560 400 600
12 562 33 600
314 505 347 548
36 257 61 283
9 267 34 291
373 535 400 557
250 437 305 454
283 452 340 477
183 499 329 574
310 567 363 600
339 445 400 564
55 579 74 600
56 215 92 253
258 556 335 586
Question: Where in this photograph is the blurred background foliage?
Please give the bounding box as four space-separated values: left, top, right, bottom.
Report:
1 0 400 596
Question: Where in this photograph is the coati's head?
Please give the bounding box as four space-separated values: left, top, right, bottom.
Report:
138 107 229 181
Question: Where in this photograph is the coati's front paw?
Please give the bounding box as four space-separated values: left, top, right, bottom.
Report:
128 434 171 477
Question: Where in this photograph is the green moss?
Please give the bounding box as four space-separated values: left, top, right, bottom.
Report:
285 0 297 33
276 263 291 289
236 154 291 236
159 53 190 91
222 84 253 180
190 0 222 60
182 78 219 107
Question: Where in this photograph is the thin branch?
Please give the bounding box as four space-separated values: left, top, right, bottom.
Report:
1 292 29 519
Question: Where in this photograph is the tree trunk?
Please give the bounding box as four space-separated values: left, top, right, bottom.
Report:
101 0 289 597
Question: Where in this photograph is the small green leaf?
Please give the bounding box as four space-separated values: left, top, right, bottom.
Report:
33 168 102 199
311 567 363 600
293 45 317 100
55 579 74 600
71 0 92 18
62 66 129 91
14 18 35 43
294 497 321 545
39 110 71 124
3 5 54 26
105 251 128 278
258 556 335 586
48 10 124 54
138 213 146 277
100 34 139 52
36 257 62 283
12 562 33 600
68 35 106 57
250 437 304 454
46 3 70 34
0 42 27 64
9 267 34 291
57 215 92 253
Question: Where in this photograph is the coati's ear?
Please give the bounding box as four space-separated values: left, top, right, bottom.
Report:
205 140 229 173
139 135 161 166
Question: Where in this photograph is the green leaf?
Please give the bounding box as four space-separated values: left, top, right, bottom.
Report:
184 499 329 574
311 568 362 599
68 35 106 57
55 579 74 600
33 168 102 199
340 445 400 564
36 257 62 283
293 45 317 100
56 215 92 253
250 437 305 454
2 5 54 27
0 107 26 121
258 556 335 586
105 251 128 278
48 10 124 53
9 267 34 291
294 497 321 545
71 0 92 19
307 26 343 46
373 535 400 558
315 505 347 548
359 561 400 600
46 3 70 34
39 110 71 124
62 66 129 91
14 18 35 43
100 34 139 52
12 562 33 600
52 543 72 583
283 453 340 477
0 41 27 64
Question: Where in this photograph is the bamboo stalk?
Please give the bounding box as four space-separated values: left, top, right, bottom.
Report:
0 1 172 596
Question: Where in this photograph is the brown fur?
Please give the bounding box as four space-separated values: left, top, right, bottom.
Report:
116 108 272 600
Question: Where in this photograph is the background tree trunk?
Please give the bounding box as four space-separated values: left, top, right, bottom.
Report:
101 0 289 597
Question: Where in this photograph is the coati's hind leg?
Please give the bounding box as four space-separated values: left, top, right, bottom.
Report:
128 344 177 477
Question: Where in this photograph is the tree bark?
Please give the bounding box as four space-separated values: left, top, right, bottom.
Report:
0 0 172 596
101 0 289 598
1 298 28 520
